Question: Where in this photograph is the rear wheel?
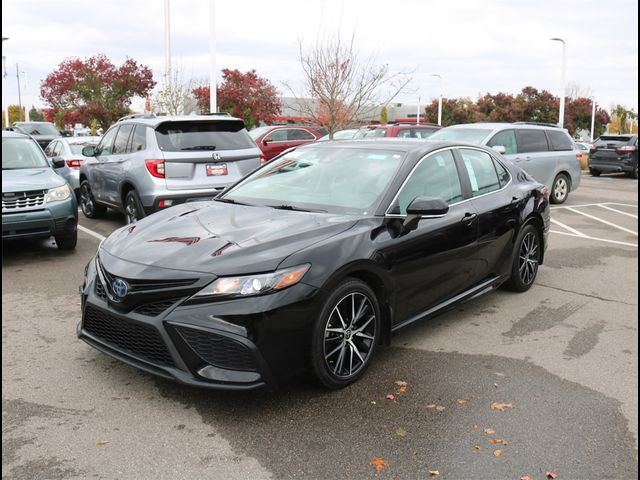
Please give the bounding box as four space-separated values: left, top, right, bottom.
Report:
310 279 381 389
550 173 569 204
503 223 541 292
54 231 77 250
629 162 638 179
79 181 107 218
589 168 601 177
124 190 145 224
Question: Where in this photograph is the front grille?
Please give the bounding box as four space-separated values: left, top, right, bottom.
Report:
97 257 197 293
2 190 46 212
134 299 178 317
84 306 174 367
175 326 257 372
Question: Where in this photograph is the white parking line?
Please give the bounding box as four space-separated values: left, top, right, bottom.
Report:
551 202 639 210
78 225 106 242
550 230 638 248
550 218 588 237
565 207 637 236
597 204 638 219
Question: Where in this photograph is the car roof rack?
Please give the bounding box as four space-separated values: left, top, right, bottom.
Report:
513 121 560 128
117 113 156 122
201 112 231 116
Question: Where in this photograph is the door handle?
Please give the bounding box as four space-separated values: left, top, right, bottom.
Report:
461 212 477 226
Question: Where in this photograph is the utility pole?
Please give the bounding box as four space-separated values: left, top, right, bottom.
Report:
209 0 217 113
2 37 7 128
16 63 22 121
164 0 171 84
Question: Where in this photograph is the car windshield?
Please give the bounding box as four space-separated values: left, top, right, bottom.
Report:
248 126 272 140
155 120 255 151
429 127 493 143
15 123 60 136
222 146 405 215
2 137 51 169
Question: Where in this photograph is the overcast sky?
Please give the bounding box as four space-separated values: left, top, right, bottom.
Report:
2 0 638 116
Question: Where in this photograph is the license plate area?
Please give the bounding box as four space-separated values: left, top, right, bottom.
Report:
206 164 228 176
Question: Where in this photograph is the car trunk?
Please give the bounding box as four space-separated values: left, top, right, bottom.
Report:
591 136 634 165
155 119 261 191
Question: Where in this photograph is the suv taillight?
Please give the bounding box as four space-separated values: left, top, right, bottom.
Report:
616 145 637 153
145 159 165 178
65 159 83 169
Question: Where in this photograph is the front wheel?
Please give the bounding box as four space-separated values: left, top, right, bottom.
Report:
589 168 601 177
54 231 77 250
310 279 381 389
124 190 145 224
503 223 541 292
550 173 570 204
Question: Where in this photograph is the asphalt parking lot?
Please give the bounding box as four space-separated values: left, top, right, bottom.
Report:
2 174 638 480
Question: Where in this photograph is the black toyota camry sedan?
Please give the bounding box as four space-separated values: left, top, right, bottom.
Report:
78 139 550 390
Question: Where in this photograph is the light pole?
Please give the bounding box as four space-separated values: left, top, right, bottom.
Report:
209 0 217 113
551 38 567 128
2 37 8 128
431 73 442 126
164 0 171 85
589 96 596 142
416 95 421 124
15 63 22 121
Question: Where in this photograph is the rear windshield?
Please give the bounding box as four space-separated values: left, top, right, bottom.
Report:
429 127 492 143
155 121 256 151
596 136 634 145
2 137 50 169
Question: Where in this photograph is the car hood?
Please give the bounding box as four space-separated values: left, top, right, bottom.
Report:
101 201 359 275
2 168 65 192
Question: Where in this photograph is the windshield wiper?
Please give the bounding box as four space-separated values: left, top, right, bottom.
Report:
180 146 217 151
266 204 327 213
214 197 258 207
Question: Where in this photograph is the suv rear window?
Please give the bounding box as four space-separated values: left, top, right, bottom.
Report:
546 130 573 151
155 121 255 152
595 136 634 145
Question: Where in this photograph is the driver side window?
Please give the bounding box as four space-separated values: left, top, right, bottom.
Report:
389 149 462 214
96 127 119 156
265 129 288 142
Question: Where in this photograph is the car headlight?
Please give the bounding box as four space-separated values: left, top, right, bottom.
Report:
46 184 71 202
192 264 310 300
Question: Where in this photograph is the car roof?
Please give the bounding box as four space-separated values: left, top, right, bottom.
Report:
297 137 489 154
2 130 30 138
117 114 245 127
443 122 566 132
54 136 102 143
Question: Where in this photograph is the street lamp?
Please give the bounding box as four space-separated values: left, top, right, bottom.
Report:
209 0 217 113
550 38 567 128
431 74 442 126
2 37 8 128
589 96 596 142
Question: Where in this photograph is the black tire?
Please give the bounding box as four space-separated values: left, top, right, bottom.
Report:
503 223 541 293
54 231 77 250
629 162 638 179
124 190 145 224
79 180 107 218
550 173 570 204
589 168 601 177
310 278 381 389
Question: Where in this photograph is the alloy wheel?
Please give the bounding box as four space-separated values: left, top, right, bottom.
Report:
80 184 94 216
125 195 140 224
323 293 377 378
553 176 568 202
518 231 540 285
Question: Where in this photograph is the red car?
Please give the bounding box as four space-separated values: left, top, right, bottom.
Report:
249 125 328 162
354 122 441 139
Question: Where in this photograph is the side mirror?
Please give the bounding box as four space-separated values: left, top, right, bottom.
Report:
403 196 449 231
51 156 66 169
82 145 97 157
491 145 507 155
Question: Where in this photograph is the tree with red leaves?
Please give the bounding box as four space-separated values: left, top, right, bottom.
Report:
192 69 281 128
40 54 155 129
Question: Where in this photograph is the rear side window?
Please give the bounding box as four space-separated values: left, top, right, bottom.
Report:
460 149 502 196
546 130 573 151
488 130 517 154
129 125 147 152
288 129 315 141
113 124 134 154
493 159 511 187
516 130 549 153
155 121 255 151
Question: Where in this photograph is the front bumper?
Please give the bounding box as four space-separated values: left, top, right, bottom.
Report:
2 196 77 240
77 257 322 390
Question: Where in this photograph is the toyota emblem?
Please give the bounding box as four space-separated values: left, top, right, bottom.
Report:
112 278 129 299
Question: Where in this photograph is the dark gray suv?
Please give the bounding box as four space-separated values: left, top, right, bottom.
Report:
78 114 262 223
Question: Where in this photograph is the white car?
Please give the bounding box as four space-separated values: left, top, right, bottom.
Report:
44 136 102 195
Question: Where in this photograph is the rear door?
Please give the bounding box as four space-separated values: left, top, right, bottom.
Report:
513 129 556 187
157 119 261 191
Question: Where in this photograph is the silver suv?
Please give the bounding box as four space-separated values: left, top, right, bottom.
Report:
78 114 261 223
430 122 581 204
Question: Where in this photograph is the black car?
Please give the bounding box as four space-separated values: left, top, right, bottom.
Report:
11 121 63 150
78 139 550 390
589 134 638 178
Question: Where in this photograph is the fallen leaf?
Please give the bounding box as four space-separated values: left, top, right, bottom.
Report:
435 405 446 412
520 476 530 480
370 456 389 472
395 427 407 437
494 372 505 377
546 471 558 479
493 449 502 457
474 444 481 450
371 401 376 405
394 380 408 387
490 402 513 411
96 440 109 446
494 383 499 388
386 394 395 401
428 470 440 476
489 438 507 445
484 428 496 434
397 386 407 394
426 404 436 409
457 399 468 405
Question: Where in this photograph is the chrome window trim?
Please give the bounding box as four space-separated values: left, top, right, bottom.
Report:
384 146 512 218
